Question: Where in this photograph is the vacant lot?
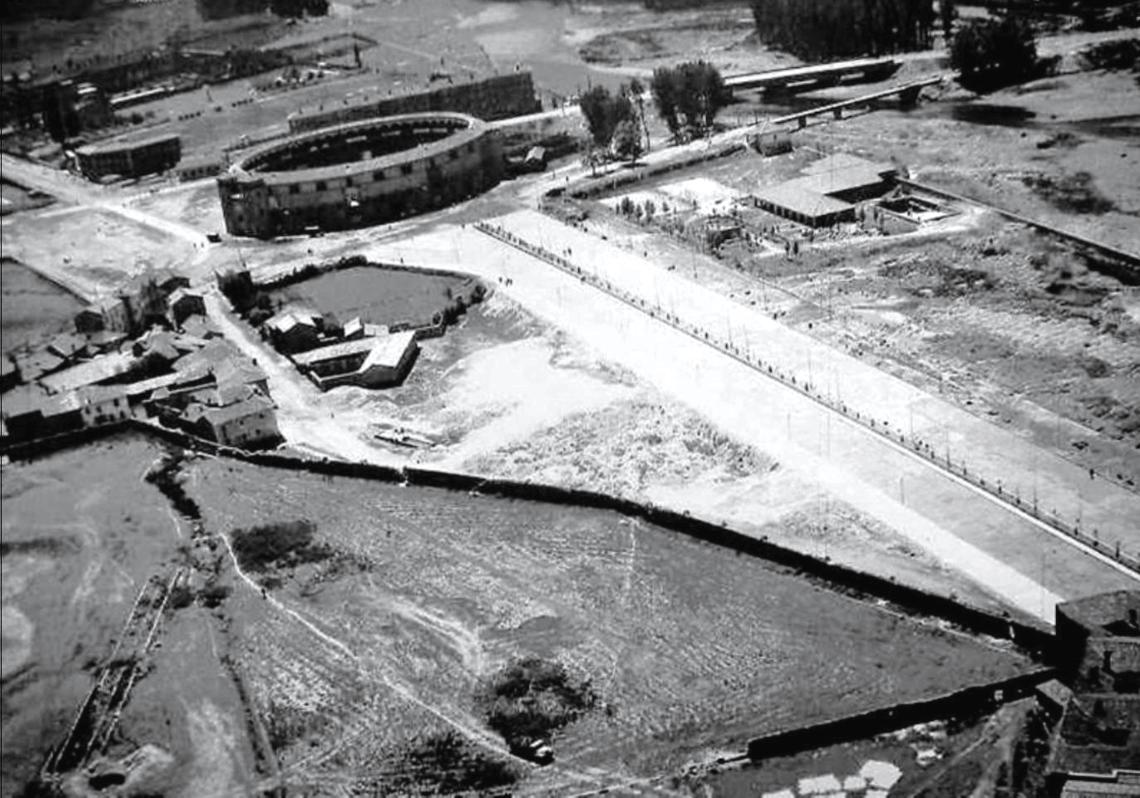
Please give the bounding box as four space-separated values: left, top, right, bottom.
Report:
269 265 479 328
187 455 1033 794
1 436 177 794
1 258 84 355
1 207 196 296
0 434 263 798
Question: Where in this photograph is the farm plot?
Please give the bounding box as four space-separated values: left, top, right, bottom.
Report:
188 456 1034 793
267 265 480 328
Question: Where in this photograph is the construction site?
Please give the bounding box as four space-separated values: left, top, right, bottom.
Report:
2 0 1138 796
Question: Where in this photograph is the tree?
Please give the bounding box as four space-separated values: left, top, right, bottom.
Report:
940 0 956 42
628 77 650 153
651 61 727 141
951 17 1038 94
611 118 644 163
650 66 682 140
750 0 934 60
579 85 632 150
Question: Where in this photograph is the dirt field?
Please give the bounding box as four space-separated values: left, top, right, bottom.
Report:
1 206 197 295
186 453 1034 794
127 180 226 233
269 265 478 327
0 258 85 355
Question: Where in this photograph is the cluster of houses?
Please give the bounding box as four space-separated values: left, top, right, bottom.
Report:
261 304 421 391
1 269 281 450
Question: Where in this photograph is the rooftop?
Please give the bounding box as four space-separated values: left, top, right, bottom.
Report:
754 182 853 219
292 335 384 366
361 331 416 370
40 352 135 393
192 394 275 428
786 166 892 198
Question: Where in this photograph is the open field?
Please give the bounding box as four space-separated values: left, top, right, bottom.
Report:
0 206 197 296
126 179 225 233
0 434 239 797
187 453 1035 792
0 258 84 355
269 265 478 327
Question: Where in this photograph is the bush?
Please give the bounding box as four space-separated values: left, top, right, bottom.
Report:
475 658 596 745
951 17 1039 94
229 519 332 572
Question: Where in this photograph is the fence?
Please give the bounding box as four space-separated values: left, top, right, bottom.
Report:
473 221 1140 576
746 667 1055 759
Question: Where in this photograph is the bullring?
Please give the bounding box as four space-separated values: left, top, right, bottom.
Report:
216 112 503 239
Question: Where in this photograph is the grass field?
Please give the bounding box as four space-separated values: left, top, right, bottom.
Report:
187 455 1034 793
269 265 478 328
1 258 84 355
1 436 180 794
0 434 265 798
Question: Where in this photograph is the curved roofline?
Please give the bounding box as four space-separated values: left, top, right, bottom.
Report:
225 112 489 185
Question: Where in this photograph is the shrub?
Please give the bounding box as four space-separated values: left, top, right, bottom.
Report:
229 519 331 572
475 658 596 745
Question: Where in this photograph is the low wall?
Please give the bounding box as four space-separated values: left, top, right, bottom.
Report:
746 667 1055 759
2 420 1056 663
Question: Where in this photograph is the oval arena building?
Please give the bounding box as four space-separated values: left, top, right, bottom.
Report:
217 112 504 239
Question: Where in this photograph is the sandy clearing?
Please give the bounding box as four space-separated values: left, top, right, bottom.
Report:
430 336 636 467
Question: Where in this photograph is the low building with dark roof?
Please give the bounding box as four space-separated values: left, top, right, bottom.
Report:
264 307 323 354
186 394 280 449
167 288 207 327
76 384 132 426
0 387 83 440
1046 591 1140 798
1056 591 1140 692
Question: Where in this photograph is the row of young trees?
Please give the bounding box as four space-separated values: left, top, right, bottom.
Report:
750 0 936 59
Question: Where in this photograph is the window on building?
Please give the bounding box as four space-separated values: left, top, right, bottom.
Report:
373 169 385 181
401 163 413 176
290 185 300 195
450 150 459 160
316 181 327 191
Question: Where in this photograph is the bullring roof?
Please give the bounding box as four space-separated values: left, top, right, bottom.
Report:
222 112 489 187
